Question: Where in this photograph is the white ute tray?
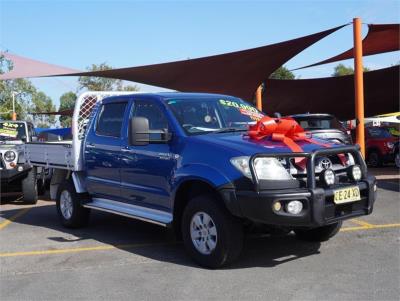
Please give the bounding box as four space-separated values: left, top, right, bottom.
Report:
25 141 73 170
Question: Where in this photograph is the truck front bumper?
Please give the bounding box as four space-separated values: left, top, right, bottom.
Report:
220 175 377 228
0 164 31 185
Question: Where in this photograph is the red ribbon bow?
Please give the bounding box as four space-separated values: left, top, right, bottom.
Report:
248 116 308 152
247 116 344 169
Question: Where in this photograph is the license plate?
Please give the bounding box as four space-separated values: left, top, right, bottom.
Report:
333 186 361 204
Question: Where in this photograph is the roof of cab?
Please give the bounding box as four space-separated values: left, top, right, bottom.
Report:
104 92 239 102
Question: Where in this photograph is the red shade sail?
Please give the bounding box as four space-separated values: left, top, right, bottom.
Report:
263 65 399 120
29 109 74 116
1 25 346 101
0 53 80 79
296 24 400 70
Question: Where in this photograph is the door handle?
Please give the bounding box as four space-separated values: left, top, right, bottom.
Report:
86 143 95 149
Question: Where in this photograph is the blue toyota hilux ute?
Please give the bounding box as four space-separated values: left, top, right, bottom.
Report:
49 92 376 268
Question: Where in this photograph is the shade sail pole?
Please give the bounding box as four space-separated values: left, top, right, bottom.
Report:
353 17 366 158
256 85 263 111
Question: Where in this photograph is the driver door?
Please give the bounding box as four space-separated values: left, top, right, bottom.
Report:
120 99 175 211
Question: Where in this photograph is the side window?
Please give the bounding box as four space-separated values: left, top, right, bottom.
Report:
132 101 168 130
96 102 127 137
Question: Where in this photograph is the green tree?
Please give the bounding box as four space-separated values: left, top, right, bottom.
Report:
120 84 140 91
0 78 37 121
0 53 13 74
269 66 295 80
78 63 139 92
59 91 77 127
332 63 370 77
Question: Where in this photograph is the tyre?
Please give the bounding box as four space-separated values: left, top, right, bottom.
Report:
181 194 243 268
56 180 90 228
368 151 382 167
294 221 342 242
395 152 400 168
21 168 38 204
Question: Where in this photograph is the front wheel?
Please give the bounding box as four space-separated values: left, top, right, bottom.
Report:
56 181 90 228
181 194 243 268
294 221 342 242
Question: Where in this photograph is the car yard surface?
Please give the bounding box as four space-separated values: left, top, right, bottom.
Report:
0 169 399 301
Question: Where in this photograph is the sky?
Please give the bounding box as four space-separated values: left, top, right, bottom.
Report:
0 0 399 109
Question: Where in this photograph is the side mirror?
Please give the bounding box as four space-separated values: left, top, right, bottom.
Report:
129 117 150 146
129 117 172 146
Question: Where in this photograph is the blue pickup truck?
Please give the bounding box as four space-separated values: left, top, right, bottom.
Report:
25 92 377 268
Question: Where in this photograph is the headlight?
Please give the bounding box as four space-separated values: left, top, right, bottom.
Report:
231 156 293 180
4 151 16 162
230 156 252 178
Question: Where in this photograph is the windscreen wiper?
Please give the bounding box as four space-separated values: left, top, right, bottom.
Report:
213 128 248 134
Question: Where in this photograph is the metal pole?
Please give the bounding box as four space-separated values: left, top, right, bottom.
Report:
353 17 365 158
11 92 17 121
255 85 262 111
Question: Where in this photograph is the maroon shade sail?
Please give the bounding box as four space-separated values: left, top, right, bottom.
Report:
263 65 399 120
29 109 74 116
1 25 346 101
0 53 80 79
297 24 400 70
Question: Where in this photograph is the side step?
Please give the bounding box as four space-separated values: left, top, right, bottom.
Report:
83 198 172 227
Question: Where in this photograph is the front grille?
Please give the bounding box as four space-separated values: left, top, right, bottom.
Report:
0 154 4 169
249 145 366 192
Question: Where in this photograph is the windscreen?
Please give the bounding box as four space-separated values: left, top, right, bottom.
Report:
166 97 264 135
0 122 27 141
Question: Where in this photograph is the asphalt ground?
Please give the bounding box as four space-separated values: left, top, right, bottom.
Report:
0 168 399 301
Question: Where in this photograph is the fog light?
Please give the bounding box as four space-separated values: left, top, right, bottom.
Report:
320 169 335 186
286 201 303 215
348 165 362 181
17 166 23 172
273 201 282 212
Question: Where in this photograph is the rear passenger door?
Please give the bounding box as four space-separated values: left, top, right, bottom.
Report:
85 100 128 200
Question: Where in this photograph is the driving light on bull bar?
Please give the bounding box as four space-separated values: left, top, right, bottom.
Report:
320 169 335 186
348 165 362 181
286 201 303 215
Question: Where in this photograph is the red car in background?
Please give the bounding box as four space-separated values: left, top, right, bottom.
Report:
365 126 399 167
